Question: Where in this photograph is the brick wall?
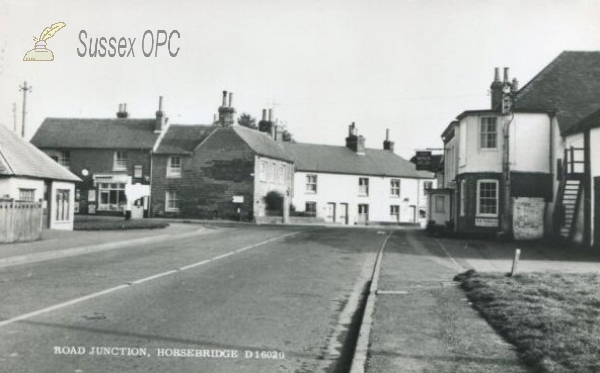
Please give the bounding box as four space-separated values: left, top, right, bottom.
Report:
151 128 256 220
42 148 152 215
456 172 504 233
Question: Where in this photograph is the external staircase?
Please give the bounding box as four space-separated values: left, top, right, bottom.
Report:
554 146 585 239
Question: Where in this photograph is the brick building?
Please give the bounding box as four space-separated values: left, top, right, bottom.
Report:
31 101 163 217
151 92 293 220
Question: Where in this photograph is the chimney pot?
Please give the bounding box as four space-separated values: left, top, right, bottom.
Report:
228 92 233 107
222 91 227 106
158 96 163 111
262 109 267 121
494 67 500 82
512 78 519 92
503 67 509 83
268 108 273 122
386 128 390 141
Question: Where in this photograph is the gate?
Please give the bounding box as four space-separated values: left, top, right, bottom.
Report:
0 200 43 243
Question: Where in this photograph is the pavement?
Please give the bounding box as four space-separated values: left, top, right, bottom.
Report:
0 223 207 268
364 230 600 373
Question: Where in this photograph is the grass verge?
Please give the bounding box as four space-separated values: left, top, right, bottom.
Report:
457 271 600 373
74 218 169 231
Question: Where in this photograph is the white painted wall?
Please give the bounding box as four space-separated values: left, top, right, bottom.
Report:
0 177 44 201
49 181 76 230
253 155 294 217
457 113 551 175
510 113 552 173
291 171 433 224
444 134 458 187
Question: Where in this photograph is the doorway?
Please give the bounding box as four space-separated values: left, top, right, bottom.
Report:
339 203 348 225
326 203 336 223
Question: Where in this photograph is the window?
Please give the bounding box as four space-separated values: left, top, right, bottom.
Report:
270 163 276 181
75 189 81 213
167 156 182 177
98 183 126 211
278 165 284 184
434 195 446 213
58 151 70 168
359 178 369 196
480 117 498 149
358 204 369 223
55 189 70 221
460 180 466 217
113 151 128 171
390 205 400 221
166 190 179 212
305 202 317 216
306 174 317 194
19 189 35 202
134 165 143 178
260 161 267 181
423 181 433 191
477 180 498 216
390 179 400 197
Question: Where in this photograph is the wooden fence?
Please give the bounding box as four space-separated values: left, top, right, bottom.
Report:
0 200 43 244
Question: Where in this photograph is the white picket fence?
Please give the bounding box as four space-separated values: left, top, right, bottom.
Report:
0 200 43 243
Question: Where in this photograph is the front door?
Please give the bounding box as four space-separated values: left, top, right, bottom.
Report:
594 177 600 248
358 204 369 224
326 203 336 223
339 203 348 225
131 198 144 219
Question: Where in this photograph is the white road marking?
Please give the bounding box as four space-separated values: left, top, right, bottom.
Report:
0 231 301 329
435 239 464 271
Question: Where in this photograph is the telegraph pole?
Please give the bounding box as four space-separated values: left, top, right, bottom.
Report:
12 102 17 132
19 81 32 138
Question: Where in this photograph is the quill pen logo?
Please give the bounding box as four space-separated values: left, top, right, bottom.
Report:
23 22 66 61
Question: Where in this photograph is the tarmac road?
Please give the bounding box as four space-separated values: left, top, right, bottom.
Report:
0 225 387 373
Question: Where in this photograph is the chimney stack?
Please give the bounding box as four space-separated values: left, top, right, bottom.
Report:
217 90 236 127
116 103 129 118
490 67 504 111
155 96 166 132
383 128 395 152
346 122 365 154
258 107 274 135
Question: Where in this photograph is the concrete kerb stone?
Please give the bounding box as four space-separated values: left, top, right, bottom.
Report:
350 231 392 373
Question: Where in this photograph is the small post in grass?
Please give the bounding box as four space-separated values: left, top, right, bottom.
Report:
510 248 521 277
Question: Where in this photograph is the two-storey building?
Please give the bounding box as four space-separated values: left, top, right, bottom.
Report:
283 123 434 225
430 51 600 243
31 101 163 217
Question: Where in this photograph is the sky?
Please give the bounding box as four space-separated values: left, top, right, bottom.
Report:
1 0 600 158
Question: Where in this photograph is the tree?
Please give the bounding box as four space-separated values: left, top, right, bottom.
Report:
237 113 257 129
